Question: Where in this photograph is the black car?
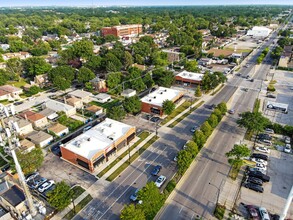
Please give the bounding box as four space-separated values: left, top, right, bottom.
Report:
266 94 276 98
247 171 270 182
151 165 162 176
13 101 23 106
251 153 268 161
257 133 272 140
247 176 263 186
208 104 216 110
150 117 160 122
244 183 264 193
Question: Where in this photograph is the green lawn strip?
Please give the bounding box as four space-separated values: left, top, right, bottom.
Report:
253 98 260 113
168 100 204 128
7 79 27 88
211 84 225 96
90 99 120 109
161 100 197 126
71 186 85 200
228 163 242 180
106 135 159 181
63 194 93 220
214 203 226 220
97 131 150 178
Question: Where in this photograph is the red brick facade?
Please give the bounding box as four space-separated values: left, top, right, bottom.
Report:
175 75 202 85
101 24 142 37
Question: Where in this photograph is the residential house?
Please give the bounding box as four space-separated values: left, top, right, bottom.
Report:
19 139 35 153
162 49 182 63
48 123 69 137
86 105 104 117
19 110 48 128
66 97 83 109
0 90 10 101
2 52 31 61
26 131 53 147
43 99 76 117
68 90 93 103
33 74 49 88
95 93 111 103
0 85 23 99
121 89 136 98
90 77 108 92
4 117 34 136
39 108 58 120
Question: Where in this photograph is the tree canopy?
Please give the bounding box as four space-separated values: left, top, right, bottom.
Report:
47 181 73 211
16 147 44 175
48 66 75 90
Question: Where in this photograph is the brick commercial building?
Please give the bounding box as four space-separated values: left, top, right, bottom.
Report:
140 87 184 116
60 118 136 172
101 24 142 37
175 70 204 86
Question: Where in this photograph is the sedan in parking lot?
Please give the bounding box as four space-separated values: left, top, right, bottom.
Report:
246 205 260 220
25 172 39 182
257 133 272 140
244 183 264 193
255 146 270 154
265 128 274 134
247 176 263 186
151 165 162 176
255 163 266 170
247 167 266 174
259 207 270 220
251 158 268 166
284 144 291 153
155 175 166 188
251 153 268 161
266 94 277 98
150 117 160 123
257 139 272 146
38 180 55 193
284 136 291 144
247 171 270 182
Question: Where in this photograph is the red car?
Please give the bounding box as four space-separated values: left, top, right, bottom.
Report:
246 205 260 220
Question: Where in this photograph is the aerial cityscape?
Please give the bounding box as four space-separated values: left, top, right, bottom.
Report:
0 2 292 220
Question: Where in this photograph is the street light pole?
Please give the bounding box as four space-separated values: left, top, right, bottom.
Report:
128 144 130 164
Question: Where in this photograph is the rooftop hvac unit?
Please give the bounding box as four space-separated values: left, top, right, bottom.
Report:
160 92 163 94
153 96 156 99
164 89 167 92
149 99 152 102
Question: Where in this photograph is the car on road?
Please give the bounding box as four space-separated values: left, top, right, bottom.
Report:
38 180 55 193
130 188 139 202
190 126 198 133
284 144 291 153
255 146 270 154
13 101 23 106
251 153 268 161
250 78 254 82
150 117 160 123
265 128 274 134
244 64 250 68
207 104 216 110
242 88 249 92
228 109 235 114
173 155 178 162
151 165 162 176
244 182 264 193
155 175 166 188
259 207 270 220
247 176 263 186
266 93 276 98
247 171 270 182
246 205 260 220
251 158 268 166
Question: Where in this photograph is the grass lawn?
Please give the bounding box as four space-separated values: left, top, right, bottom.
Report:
90 99 120 109
214 203 226 220
71 186 86 200
168 101 204 128
7 78 27 88
253 99 260 113
161 100 197 126
63 194 93 220
229 163 242 180
224 47 252 53
57 115 83 131
106 135 159 181
97 131 150 178
0 99 13 105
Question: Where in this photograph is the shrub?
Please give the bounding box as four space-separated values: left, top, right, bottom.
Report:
165 179 176 194
267 84 275 92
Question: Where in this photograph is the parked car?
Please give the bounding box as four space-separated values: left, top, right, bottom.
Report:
284 144 291 153
247 171 270 182
13 101 23 106
151 165 162 176
247 176 263 186
228 109 235 114
38 180 55 193
251 153 268 161
25 172 39 182
255 163 266 170
242 88 249 92
265 128 274 134
255 146 270 154
244 182 264 193
258 133 272 140
248 167 266 174
251 158 268 165
28 176 47 189
208 104 216 110
246 205 260 220
130 188 139 202
284 136 291 144
257 139 272 146
150 117 160 123
259 207 270 220
266 94 276 98
155 175 166 188
190 126 198 133
250 78 254 82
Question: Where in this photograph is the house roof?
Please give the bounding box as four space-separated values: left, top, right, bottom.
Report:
27 131 53 143
66 97 82 105
0 90 9 97
95 93 111 100
140 86 183 107
39 108 56 117
62 118 134 160
48 123 68 134
68 89 93 99
44 99 76 113
19 139 35 151
1 185 25 207
176 71 204 82
4 117 31 129
0 85 22 93
86 105 103 113
121 89 136 95
19 110 46 122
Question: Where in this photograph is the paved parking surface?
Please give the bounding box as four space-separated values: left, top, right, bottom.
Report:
237 149 293 218
38 153 97 188
122 114 158 133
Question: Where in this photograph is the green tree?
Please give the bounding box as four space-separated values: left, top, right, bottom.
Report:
6 58 23 80
85 82 93 92
107 106 126 121
84 55 103 73
123 96 142 115
106 72 122 90
30 41 51 56
0 69 9 85
72 39 94 59
185 140 198 158
48 66 75 90
200 121 213 137
162 100 175 115
213 109 223 122
47 181 73 211
237 111 270 133
216 102 227 114
193 130 207 149
194 86 202 97
48 39 62 51
125 67 146 92
105 53 122 72
23 57 52 77
207 114 219 128
16 147 44 175
177 149 193 175
26 85 41 96
184 60 199 72
120 204 145 220
143 72 155 89
138 182 165 220
226 144 251 167
124 51 134 70
152 69 174 88
77 67 95 84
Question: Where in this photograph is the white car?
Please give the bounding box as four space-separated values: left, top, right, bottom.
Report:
251 158 268 166
38 180 55 193
255 146 270 154
284 136 291 144
255 163 267 170
284 144 291 153
154 175 166 188
259 207 270 220
265 128 274 134
248 167 266 174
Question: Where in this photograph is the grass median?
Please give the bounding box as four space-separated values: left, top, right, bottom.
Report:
106 135 159 181
63 194 93 220
161 100 197 126
97 131 150 178
168 100 204 128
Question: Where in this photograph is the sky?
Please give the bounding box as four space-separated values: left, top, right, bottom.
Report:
0 0 292 7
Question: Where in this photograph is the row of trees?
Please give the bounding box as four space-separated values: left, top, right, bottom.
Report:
256 47 269 64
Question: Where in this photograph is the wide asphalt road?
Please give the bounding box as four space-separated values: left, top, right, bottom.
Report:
73 31 278 220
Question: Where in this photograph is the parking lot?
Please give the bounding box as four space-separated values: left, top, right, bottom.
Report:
237 148 293 218
225 35 259 51
38 152 97 189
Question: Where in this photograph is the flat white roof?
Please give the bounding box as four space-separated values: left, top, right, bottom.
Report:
62 118 134 160
176 70 204 81
95 93 111 100
44 99 75 112
68 89 93 99
140 86 182 107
